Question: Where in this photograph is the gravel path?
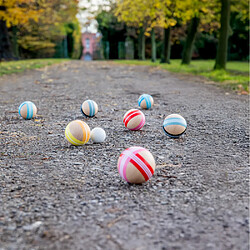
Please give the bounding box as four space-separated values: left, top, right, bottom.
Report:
0 61 249 250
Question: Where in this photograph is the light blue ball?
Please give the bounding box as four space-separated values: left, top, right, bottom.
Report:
18 101 37 119
138 94 154 109
163 114 187 138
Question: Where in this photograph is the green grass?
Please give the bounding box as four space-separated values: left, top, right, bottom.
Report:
0 59 70 77
114 59 249 92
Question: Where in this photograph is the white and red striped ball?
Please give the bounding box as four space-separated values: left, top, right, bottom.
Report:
18 101 37 119
117 146 156 184
65 120 91 146
163 114 187 138
81 100 98 117
138 94 154 109
123 109 145 130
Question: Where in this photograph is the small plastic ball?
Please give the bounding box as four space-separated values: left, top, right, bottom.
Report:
90 127 106 143
138 94 154 109
18 101 37 119
123 109 145 130
163 114 187 138
117 146 156 184
81 100 98 117
65 120 90 146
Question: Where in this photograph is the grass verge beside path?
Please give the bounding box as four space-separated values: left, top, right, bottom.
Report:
114 59 249 93
0 59 70 77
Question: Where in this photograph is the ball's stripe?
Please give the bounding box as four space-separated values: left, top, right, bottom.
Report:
123 110 139 123
18 102 26 116
124 112 141 126
28 103 34 119
127 152 152 179
90 100 96 117
124 111 142 126
118 154 130 182
138 96 144 106
135 152 154 175
87 100 93 117
118 147 144 182
144 96 151 109
130 158 149 181
163 117 187 128
130 113 145 130
77 120 90 142
163 121 186 127
122 150 152 180
65 128 81 146
26 103 30 119
65 129 83 146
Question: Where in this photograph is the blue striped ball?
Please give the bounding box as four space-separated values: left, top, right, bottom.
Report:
163 114 187 138
81 100 98 117
138 94 154 109
18 101 37 120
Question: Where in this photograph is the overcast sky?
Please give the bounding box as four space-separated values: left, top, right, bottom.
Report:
77 0 111 33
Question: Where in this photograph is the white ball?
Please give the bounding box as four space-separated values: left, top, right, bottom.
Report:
90 127 106 143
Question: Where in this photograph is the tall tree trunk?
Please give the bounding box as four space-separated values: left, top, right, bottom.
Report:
138 27 145 60
0 20 14 60
151 28 156 62
214 0 231 70
181 17 200 65
12 26 19 58
160 27 171 64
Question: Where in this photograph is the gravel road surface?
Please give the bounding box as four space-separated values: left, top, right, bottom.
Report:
0 61 249 250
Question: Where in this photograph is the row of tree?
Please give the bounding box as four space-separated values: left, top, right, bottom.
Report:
0 0 82 60
97 0 248 70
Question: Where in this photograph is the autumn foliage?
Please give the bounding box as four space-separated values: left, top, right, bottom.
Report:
0 0 81 59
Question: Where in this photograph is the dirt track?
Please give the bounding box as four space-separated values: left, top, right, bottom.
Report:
0 61 249 250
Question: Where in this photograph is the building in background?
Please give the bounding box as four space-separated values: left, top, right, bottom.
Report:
82 32 100 60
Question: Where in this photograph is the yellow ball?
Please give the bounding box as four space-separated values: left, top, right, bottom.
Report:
65 120 90 146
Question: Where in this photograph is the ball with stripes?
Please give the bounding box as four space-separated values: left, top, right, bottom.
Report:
18 101 37 120
138 94 154 109
65 120 90 146
81 100 98 117
123 109 145 130
163 114 187 138
117 146 156 184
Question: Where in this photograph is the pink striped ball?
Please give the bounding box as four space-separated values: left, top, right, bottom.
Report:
123 109 145 130
117 146 156 184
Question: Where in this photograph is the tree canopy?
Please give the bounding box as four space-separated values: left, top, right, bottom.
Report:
0 0 81 59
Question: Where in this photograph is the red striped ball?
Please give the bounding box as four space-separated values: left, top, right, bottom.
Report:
117 146 156 184
123 109 145 130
